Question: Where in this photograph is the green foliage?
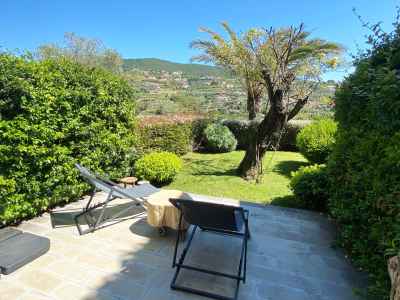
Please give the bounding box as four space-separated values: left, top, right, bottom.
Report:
191 118 215 149
134 152 183 185
327 18 400 299
280 120 313 150
137 122 192 156
37 32 123 73
296 118 337 163
0 54 137 224
290 164 329 211
204 124 237 153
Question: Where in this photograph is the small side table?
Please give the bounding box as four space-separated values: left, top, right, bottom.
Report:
118 176 138 188
145 189 190 235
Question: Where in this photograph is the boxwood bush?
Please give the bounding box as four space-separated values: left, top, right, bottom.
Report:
204 123 237 153
296 118 337 164
134 151 183 185
327 19 400 299
0 54 137 225
290 164 329 212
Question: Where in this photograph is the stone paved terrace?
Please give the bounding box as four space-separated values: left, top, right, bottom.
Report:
0 192 367 300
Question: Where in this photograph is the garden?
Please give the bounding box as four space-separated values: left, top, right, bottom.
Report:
0 11 399 300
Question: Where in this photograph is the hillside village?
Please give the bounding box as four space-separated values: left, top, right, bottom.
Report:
123 58 336 119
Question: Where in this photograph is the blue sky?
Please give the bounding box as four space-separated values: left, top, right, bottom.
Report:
1 0 399 80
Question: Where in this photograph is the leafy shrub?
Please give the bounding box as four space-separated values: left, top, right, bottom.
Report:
290 164 329 212
136 117 214 155
137 123 192 156
296 118 337 163
0 54 137 224
222 119 311 150
327 18 400 299
134 152 183 185
191 118 215 150
221 119 251 150
204 124 237 153
280 120 312 150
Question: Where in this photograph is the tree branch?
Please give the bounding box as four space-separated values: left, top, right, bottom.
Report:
287 95 309 120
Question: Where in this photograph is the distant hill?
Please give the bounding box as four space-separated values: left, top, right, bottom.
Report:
123 58 228 77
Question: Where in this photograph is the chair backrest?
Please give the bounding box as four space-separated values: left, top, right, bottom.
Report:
75 163 116 194
169 198 244 232
75 163 158 200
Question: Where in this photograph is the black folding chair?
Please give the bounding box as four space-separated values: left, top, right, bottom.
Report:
74 164 159 235
169 198 250 300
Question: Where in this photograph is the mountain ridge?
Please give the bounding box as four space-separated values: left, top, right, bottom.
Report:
123 58 228 77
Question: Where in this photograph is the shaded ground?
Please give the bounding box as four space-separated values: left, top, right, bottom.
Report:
167 151 308 204
0 192 367 300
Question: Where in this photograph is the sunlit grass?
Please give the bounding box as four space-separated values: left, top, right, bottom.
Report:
167 151 308 204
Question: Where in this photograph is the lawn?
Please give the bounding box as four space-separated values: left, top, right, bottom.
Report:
167 151 309 204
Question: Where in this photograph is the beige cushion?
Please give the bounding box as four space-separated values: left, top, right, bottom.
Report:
144 189 191 230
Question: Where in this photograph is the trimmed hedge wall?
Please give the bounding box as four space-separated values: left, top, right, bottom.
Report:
0 54 137 225
136 118 213 156
222 119 311 151
327 23 400 299
137 123 192 156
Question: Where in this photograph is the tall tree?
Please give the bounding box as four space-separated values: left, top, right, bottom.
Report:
36 32 123 73
191 23 264 120
192 24 342 179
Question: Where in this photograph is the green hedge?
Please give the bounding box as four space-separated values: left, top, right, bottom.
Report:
327 23 400 299
137 122 192 156
296 118 337 164
0 54 137 225
136 118 213 155
290 164 329 212
222 119 311 150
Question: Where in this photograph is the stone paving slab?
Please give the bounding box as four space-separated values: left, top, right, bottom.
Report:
0 192 367 300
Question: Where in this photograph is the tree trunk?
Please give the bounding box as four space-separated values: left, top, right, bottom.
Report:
389 256 400 300
247 90 257 120
239 91 287 179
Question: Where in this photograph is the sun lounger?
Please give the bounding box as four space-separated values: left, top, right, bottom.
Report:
74 164 159 235
169 197 250 300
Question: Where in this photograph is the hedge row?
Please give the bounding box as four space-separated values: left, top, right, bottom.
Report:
0 54 137 225
327 23 400 299
136 118 212 156
222 119 311 151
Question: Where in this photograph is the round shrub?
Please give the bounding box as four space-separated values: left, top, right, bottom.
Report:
296 118 337 163
204 124 237 153
134 152 183 185
290 164 329 212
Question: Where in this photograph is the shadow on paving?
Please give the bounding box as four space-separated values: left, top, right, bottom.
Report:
77 202 368 300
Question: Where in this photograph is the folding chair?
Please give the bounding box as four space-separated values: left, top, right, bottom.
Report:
169 198 250 300
74 164 159 235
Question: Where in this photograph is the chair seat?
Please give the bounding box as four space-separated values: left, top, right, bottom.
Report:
0 229 50 275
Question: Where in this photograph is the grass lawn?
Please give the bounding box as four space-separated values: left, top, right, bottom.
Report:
167 151 309 204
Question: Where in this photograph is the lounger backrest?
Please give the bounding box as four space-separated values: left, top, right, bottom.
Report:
75 163 159 200
170 198 244 232
75 164 114 193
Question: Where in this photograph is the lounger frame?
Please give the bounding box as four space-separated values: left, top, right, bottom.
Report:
74 164 151 235
169 198 250 300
